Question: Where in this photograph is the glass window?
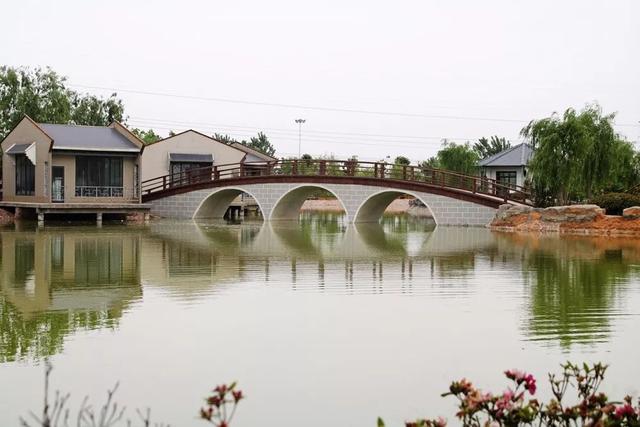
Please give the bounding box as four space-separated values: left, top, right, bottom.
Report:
75 156 123 197
496 171 517 188
170 162 212 186
15 154 35 196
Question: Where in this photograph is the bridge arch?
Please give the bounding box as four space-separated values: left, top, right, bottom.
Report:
193 187 265 220
270 184 348 221
354 190 437 224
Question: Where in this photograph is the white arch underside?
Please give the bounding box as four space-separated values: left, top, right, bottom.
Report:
192 187 265 219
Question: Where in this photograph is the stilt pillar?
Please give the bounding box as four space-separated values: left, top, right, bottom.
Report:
96 212 103 227
37 212 44 228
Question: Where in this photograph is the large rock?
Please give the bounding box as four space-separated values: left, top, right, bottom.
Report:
494 204 533 221
623 206 640 219
540 205 604 223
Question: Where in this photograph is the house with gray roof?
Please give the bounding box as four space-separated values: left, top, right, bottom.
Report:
477 143 534 188
0 116 148 224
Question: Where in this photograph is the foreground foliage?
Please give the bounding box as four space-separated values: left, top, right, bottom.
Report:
379 362 640 427
21 361 243 427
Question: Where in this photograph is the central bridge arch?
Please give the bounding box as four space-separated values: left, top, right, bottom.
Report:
354 190 436 224
270 185 347 221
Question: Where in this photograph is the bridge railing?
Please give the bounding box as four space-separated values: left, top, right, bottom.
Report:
141 159 531 204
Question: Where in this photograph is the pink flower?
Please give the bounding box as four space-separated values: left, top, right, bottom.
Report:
524 374 537 395
615 404 635 418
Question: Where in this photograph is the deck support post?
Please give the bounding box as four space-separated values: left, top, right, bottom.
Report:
37 212 44 228
144 213 150 224
96 212 103 227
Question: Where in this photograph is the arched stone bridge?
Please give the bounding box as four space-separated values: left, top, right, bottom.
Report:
142 159 530 226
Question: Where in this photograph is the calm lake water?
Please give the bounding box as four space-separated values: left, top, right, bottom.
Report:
2 213 640 426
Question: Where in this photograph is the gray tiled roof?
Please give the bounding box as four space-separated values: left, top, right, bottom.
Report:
39 123 140 152
478 143 534 167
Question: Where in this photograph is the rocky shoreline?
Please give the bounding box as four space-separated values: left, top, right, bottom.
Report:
491 204 640 235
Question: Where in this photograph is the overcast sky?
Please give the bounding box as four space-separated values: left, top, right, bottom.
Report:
2 0 639 161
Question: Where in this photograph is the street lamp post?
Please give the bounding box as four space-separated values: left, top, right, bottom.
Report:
295 119 306 158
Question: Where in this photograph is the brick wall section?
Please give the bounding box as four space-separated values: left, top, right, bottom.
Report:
149 183 497 226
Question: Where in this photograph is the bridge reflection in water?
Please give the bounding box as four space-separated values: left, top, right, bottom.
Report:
1 217 640 362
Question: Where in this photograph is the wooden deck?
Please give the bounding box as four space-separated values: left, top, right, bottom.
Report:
0 201 151 214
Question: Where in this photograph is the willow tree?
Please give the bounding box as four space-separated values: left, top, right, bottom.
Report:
521 104 618 205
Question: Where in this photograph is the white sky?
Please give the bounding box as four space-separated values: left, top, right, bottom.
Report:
2 0 639 162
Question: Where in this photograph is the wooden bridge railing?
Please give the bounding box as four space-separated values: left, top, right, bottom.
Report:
141 159 531 204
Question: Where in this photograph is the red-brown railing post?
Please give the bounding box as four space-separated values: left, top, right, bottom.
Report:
239 164 244 177
319 161 326 176
374 163 379 178
402 165 407 180
380 164 385 179
292 160 298 175
472 178 477 194
162 176 167 190
213 166 219 180
410 166 415 181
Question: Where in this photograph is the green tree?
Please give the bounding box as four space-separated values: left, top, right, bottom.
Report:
473 135 511 159
578 104 617 198
0 66 71 138
131 128 162 145
245 132 275 157
432 141 479 174
394 155 410 165
70 93 125 126
0 66 127 140
213 133 237 144
605 139 640 192
521 104 621 204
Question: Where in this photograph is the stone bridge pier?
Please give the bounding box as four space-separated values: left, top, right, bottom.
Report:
149 183 498 226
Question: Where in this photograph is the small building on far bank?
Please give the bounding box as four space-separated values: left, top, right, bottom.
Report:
477 143 534 188
141 130 276 183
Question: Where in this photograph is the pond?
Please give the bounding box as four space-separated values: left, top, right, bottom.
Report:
1 214 640 426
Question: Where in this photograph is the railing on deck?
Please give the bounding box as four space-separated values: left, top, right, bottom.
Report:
75 186 138 200
141 160 531 204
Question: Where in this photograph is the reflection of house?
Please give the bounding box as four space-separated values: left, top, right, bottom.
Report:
477 143 534 188
141 130 276 183
0 230 142 317
0 116 149 223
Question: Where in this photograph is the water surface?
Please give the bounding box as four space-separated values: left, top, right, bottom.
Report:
1 214 640 426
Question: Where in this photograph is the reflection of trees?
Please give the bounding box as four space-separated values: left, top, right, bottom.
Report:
523 252 631 347
431 253 476 278
0 293 120 362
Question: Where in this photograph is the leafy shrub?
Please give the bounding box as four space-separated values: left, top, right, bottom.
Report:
379 362 640 427
591 192 640 215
